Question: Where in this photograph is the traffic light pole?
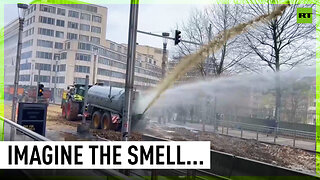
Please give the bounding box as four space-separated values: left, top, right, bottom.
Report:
162 42 167 78
53 55 59 104
137 30 201 46
36 69 40 103
10 18 24 141
121 0 139 141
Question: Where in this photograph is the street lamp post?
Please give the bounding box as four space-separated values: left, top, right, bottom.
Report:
161 32 169 78
53 54 60 104
10 3 28 141
121 1 139 141
92 48 98 85
30 59 35 86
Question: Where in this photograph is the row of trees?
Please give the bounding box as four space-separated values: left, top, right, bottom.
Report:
172 2 316 123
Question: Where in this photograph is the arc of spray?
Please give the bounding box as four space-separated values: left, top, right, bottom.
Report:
143 3 290 115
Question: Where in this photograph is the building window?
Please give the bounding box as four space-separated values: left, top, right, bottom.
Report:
20 63 31 70
67 33 78 40
74 77 85 84
110 43 115 50
91 26 101 33
80 13 91 21
55 42 63 49
24 28 34 37
79 35 89 41
22 39 33 49
68 21 78 29
21 51 32 59
98 57 110 65
55 31 64 38
38 28 54 37
59 64 66 71
40 4 56 14
76 53 91 61
75 65 90 73
98 68 125 79
80 24 90 31
25 16 35 27
61 52 67 59
52 76 65 83
35 63 51 71
117 46 122 53
68 10 79 18
37 39 53 48
36 51 52 60
56 19 65 27
92 15 102 23
39 16 55 25
34 75 50 83
91 36 100 44
19 75 30 81
66 42 71 49
57 8 65 16
78 42 91 51
26 4 36 15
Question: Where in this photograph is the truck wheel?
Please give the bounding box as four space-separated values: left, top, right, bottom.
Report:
101 112 113 130
66 101 79 121
92 111 102 129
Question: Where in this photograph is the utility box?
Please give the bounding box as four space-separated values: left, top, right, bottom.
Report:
17 102 48 136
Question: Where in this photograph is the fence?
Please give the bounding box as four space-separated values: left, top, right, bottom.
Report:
215 120 316 150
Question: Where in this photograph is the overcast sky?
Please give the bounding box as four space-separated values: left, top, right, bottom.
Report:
4 3 208 51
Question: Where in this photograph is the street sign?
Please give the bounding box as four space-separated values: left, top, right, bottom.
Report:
17 102 48 136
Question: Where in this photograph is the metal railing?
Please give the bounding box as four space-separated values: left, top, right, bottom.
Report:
1 116 50 141
215 120 316 150
0 116 138 179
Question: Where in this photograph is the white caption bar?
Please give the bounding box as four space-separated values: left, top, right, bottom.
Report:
0 141 210 169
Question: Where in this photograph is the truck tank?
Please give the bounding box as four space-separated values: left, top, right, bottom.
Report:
87 85 145 130
87 85 125 114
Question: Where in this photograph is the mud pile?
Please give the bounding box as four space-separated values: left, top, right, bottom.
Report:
143 124 315 173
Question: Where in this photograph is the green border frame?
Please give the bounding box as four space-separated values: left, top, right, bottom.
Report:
0 0 319 178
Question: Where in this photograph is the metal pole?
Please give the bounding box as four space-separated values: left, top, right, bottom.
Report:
31 60 34 86
36 69 40 103
121 0 139 141
137 30 201 46
161 42 167 78
293 129 296 147
213 96 217 132
161 32 169 78
82 75 89 124
10 17 24 141
53 55 59 104
92 51 97 85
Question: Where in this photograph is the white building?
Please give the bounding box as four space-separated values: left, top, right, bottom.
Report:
4 3 163 98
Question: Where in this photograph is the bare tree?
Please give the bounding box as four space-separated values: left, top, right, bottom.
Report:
173 4 254 79
242 1 316 124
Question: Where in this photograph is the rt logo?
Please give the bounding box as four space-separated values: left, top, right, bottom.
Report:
297 8 312 23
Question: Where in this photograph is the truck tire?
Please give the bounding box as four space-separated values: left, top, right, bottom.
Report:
66 101 79 121
91 111 102 129
101 112 113 130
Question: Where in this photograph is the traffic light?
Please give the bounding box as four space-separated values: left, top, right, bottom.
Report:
38 84 44 97
174 30 181 45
